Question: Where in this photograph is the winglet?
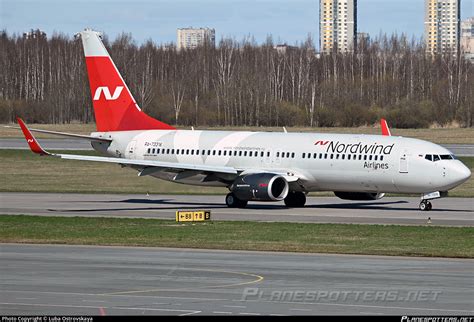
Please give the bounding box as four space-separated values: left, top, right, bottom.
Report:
17 118 50 155
380 118 391 136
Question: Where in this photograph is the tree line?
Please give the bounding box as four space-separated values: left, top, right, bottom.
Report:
0 29 472 128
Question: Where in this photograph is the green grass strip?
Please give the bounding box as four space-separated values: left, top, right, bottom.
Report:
1 215 472 258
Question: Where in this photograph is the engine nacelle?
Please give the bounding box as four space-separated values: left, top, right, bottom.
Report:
334 191 385 201
230 173 289 201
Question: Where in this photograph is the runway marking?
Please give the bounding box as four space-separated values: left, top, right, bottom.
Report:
0 302 104 309
240 299 474 314
213 311 232 314
16 297 36 300
0 302 203 315
112 306 200 314
2 289 228 301
290 308 312 312
239 312 261 315
98 268 264 296
223 305 247 309
179 310 202 316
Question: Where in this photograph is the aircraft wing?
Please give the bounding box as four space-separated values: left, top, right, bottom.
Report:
17 118 238 176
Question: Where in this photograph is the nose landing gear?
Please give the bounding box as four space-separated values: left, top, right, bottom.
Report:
419 191 448 211
419 200 432 211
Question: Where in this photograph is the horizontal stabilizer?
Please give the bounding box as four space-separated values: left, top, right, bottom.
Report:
5 125 111 142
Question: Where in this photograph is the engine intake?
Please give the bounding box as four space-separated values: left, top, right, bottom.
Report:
230 173 289 201
334 191 385 200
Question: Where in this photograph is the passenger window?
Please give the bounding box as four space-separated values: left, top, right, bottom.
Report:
319 153 323 159
336 154 339 159
176 149 180 155
202 150 205 155
249 151 253 157
359 155 362 160
261 151 264 157
191 150 194 155
186 149 189 155
196 150 200 155
244 151 247 157
276 152 280 157
267 151 270 157
171 149 175 154
152 148 156 154
147 148 150 154
330 154 334 159
374 155 377 161
218 150 221 156
380 155 384 161
302 153 306 159
212 150 216 156
292 152 295 158
347 155 351 160
239 151 242 156
207 150 211 155
364 155 367 161
425 154 432 161
325 153 328 159
369 155 372 161
234 151 238 156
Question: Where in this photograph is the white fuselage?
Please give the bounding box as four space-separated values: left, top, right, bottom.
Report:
91 129 471 194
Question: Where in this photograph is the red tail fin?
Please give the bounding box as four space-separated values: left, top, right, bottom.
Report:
380 118 391 136
78 29 175 132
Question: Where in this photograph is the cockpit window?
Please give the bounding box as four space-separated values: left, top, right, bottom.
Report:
440 154 454 160
425 154 455 162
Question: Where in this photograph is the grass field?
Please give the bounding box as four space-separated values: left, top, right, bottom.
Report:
2 122 474 144
1 215 472 258
1 149 472 196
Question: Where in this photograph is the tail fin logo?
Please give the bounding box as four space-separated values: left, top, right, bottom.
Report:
93 86 124 101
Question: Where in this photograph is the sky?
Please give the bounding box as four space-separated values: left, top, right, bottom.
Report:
1 0 472 49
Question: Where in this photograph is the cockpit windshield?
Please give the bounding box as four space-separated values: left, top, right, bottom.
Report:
425 154 455 162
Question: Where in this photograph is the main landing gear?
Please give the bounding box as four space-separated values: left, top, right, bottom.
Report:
284 191 306 207
419 200 432 211
225 193 248 208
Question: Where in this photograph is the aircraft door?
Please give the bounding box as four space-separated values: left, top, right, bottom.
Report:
263 148 272 165
399 150 408 173
274 148 282 165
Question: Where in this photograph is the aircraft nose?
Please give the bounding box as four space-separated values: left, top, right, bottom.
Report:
451 162 471 185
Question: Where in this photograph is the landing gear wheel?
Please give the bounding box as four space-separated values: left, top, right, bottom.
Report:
225 193 248 208
419 200 432 211
284 191 306 208
426 201 432 211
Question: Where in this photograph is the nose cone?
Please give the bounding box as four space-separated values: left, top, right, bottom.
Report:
451 162 471 186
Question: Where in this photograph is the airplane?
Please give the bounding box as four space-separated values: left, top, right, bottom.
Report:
15 29 471 211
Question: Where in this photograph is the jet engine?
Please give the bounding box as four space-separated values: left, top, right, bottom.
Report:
230 173 289 201
334 191 385 200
